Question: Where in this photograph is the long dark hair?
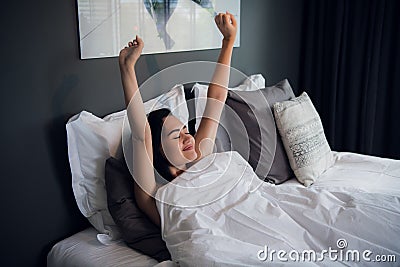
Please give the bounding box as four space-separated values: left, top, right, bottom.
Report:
147 108 175 182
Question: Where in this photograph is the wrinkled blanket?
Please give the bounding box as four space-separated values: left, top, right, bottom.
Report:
156 151 400 266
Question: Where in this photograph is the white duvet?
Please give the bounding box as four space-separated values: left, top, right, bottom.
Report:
156 151 400 266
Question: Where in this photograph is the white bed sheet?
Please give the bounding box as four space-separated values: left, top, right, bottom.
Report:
315 151 400 193
47 227 175 267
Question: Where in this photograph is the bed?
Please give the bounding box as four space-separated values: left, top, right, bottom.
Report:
48 75 400 266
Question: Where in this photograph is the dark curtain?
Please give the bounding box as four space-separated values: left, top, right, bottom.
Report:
299 0 400 159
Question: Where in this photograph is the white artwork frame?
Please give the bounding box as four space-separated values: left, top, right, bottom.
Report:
77 0 241 59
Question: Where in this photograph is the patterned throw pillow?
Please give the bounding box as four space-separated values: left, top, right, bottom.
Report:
273 92 334 186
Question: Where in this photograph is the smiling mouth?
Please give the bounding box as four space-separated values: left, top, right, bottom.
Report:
183 144 193 151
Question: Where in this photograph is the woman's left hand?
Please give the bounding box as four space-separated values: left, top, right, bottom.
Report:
215 12 237 44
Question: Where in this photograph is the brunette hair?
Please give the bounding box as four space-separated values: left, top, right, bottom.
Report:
147 108 175 182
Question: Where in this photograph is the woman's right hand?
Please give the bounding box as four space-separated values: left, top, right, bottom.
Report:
215 12 237 44
119 35 144 69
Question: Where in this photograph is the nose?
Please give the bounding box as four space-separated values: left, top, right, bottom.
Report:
182 132 192 144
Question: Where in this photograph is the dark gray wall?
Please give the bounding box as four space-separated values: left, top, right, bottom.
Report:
1 1 303 266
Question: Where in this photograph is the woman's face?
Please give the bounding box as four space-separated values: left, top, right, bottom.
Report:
160 115 197 169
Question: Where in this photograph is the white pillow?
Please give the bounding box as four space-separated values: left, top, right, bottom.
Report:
192 74 266 152
273 92 334 186
66 84 188 243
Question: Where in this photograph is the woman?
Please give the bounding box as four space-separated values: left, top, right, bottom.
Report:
119 12 237 227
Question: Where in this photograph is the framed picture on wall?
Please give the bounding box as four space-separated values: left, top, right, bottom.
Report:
77 0 241 59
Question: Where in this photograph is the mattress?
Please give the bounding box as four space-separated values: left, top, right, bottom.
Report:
47 227 175 267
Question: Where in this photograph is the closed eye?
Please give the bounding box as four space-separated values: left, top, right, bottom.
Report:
169 126 189 139
173 132 190 139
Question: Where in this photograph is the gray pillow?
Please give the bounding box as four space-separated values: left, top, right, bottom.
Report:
105 157 171 262
218 79 295 184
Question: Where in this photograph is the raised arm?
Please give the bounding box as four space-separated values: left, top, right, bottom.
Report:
194 12 237 158
119 36 160 227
